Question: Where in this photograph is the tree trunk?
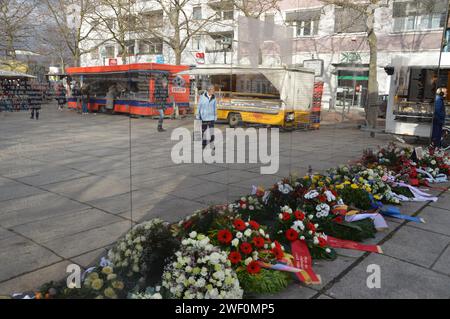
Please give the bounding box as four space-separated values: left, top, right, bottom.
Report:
175 49 182 65
366 10 379 130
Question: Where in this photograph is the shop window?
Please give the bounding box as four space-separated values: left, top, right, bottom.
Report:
392 0 446 32
193 6 202 20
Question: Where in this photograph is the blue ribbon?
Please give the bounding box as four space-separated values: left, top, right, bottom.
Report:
369 195 424 223
379 205 425 224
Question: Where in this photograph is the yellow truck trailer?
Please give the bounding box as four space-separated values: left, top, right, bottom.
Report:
178 65 316 128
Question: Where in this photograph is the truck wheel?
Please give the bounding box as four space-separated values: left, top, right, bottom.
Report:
228 113 242 128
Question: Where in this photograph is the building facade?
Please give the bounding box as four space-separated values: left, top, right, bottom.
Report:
80 0 448 109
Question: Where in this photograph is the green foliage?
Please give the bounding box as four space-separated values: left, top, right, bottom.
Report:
338 186 372 210
320 218 377 242
237 269 291 296
392 186 414 199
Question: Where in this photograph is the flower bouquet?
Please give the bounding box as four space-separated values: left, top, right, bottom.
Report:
210 216 291 295
107 219 180 287
274 205 335 260
161 234 243 299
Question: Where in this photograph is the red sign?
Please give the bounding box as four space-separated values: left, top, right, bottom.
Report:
109 59 118 66
195 52 205 64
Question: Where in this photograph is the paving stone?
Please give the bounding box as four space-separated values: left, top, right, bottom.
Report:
17 168 90 186
134 175 205 194
172 181 229 200
429 190 450 210
408 206 450 237
0 183 44 202
42 220 132 259
0 228 15 240
432 245 450 276
120 196 205 223
0 261 71 295
12 208 123 243
326 254 450 299
0 234 62 282
379 225 450 268
41 175 134 202
87 189 167 214
0 196 89 228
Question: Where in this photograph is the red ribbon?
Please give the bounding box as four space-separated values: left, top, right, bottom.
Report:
290 240 322 285
326 236 383 254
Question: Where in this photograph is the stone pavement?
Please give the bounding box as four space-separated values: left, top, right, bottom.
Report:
1 104 449 298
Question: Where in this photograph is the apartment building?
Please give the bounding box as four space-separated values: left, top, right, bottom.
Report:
80 0 449 109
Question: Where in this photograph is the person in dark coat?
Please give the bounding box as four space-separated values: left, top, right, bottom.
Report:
80 84 90 115
56 83 67 110
154 77 169 132
29 84 43 120
431 88 447 148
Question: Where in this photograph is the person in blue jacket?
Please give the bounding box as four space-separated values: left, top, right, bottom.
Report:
432 88 447 148
196 84 217 149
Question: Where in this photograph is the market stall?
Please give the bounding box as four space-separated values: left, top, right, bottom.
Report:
386 54 450 138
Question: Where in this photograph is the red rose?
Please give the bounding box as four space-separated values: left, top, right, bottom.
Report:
240 242 253 255
228 251 242 264
249 220 260 230
252 237 265 248
331 189 338 197
294 210 305 221
183 220 193 230
233 219 246 231
318 194 327 203
318 237 327 247
247 261 261 275
285 229 299 242
334 216 344 224
272 241 284 260
307 223 316 232
217 230 232 244
282 212 291 221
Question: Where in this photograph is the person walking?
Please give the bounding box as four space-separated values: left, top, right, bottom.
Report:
196 84 217 150
80 83 90 115
56 83 66 111
432 88 447 148
106 84 118 113
29 83 43 120
154 77 169 132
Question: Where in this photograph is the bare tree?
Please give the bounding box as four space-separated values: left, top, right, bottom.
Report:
232 0 281 18
320 0 391 129
40 0 101 67
136 0 228 65
92 0 141 64
0 0 36 61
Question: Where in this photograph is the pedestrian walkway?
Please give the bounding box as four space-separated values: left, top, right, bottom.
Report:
1 104 449 298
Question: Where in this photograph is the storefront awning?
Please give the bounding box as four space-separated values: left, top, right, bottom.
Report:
0 70 36 78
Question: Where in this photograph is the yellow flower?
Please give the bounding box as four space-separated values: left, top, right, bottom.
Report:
104 287 117 299
344 181 351 185
112 281 124 290
107 274 117 281
303 175 310 180
336 184 345 190
351 184 359 189
318 182 324 187
91 279 104 291
374 195 382 200
102 266 113 275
